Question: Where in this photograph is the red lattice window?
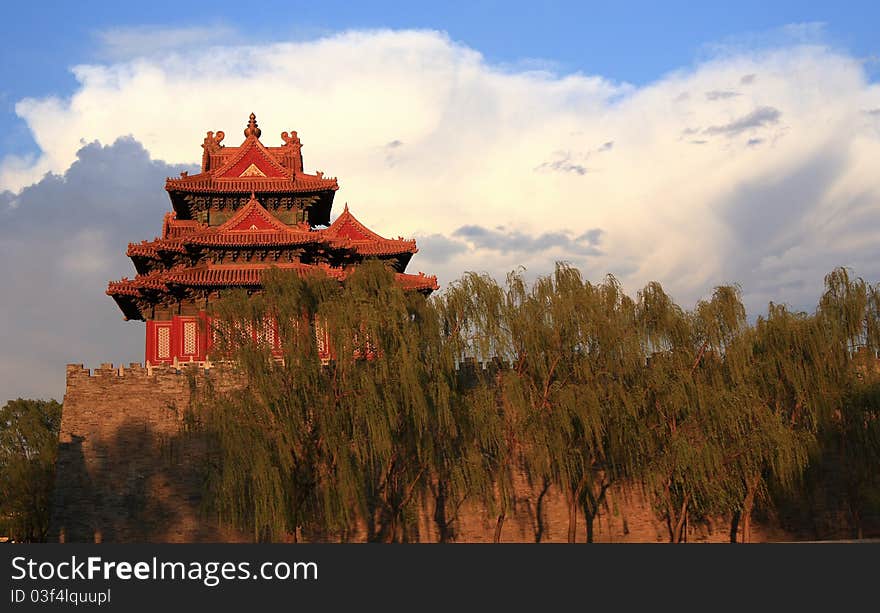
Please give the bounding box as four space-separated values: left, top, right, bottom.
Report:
157 326 171 360
182 320 198 356
257 317 276 347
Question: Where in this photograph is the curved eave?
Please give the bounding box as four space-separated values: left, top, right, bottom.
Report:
107 292 145 321
164 177 339 194
130 255 155 276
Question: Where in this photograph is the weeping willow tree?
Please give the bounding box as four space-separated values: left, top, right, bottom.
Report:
442 264 642 542
572 272 644 542
633 282 827 543
686 285 818 543
497 265 608 543
719 302 829 542
196 269 339 541
633 280 727 542
198 261 473 542
814 268 880 538
193 260 880 542
434 271 516 542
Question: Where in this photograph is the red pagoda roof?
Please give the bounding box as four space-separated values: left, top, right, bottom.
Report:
320 203 418 256
111 264 438 291
108 262 438 319
165 114 338 195
165 172 338 194
110 113 438 322
127 196 418 261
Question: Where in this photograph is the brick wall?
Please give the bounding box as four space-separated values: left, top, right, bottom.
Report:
49 362 248 543
50 362 789 543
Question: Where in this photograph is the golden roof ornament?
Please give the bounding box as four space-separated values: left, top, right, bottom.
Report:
244 112 261 138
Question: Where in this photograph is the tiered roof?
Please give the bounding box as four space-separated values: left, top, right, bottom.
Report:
108 115 438 321
165 113 339 223
123 195 419 271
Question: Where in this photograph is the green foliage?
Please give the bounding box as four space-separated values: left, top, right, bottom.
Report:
0 398 62 542
197 262 483 541
194 263 880 542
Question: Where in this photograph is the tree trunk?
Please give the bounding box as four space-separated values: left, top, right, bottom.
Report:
383 517 395 543
567 494 578 543
493 512 506 543
729 510 740 544
741 474 759 543
566 477 588 543
668 494 689 543
741 508 751 544
434 482 449 543
683 509 688 543
582 479 609 543
534 478 550 543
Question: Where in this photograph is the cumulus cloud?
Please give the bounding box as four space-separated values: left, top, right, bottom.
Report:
0 139 195 401
2 28 880 399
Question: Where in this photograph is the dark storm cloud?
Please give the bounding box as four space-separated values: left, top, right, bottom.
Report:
0 137 197 401
705 90 741 101
704 106 781 137
452 225 603 256
412 233 468 261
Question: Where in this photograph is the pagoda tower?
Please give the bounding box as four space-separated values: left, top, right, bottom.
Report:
107 113 438 365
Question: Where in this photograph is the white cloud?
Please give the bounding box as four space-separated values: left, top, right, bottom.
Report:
3 27 880 332
94 24 241 59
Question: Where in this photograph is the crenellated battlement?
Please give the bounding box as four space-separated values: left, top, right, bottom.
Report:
65 361 225 379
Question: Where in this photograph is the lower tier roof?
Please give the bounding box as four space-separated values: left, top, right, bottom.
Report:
108 262 439 320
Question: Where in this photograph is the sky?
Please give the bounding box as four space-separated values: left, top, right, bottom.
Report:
2 1 880 401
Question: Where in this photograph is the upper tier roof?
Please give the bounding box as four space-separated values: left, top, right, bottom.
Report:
165 113 339 195
126 195 418 272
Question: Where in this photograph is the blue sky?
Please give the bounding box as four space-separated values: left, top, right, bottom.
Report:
3 1 879 160
2 2 880 399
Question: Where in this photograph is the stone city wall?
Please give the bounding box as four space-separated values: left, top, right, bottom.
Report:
50 362 789 543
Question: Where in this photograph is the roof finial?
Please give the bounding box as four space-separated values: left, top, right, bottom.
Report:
343 202 349 212
244 112 261 138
